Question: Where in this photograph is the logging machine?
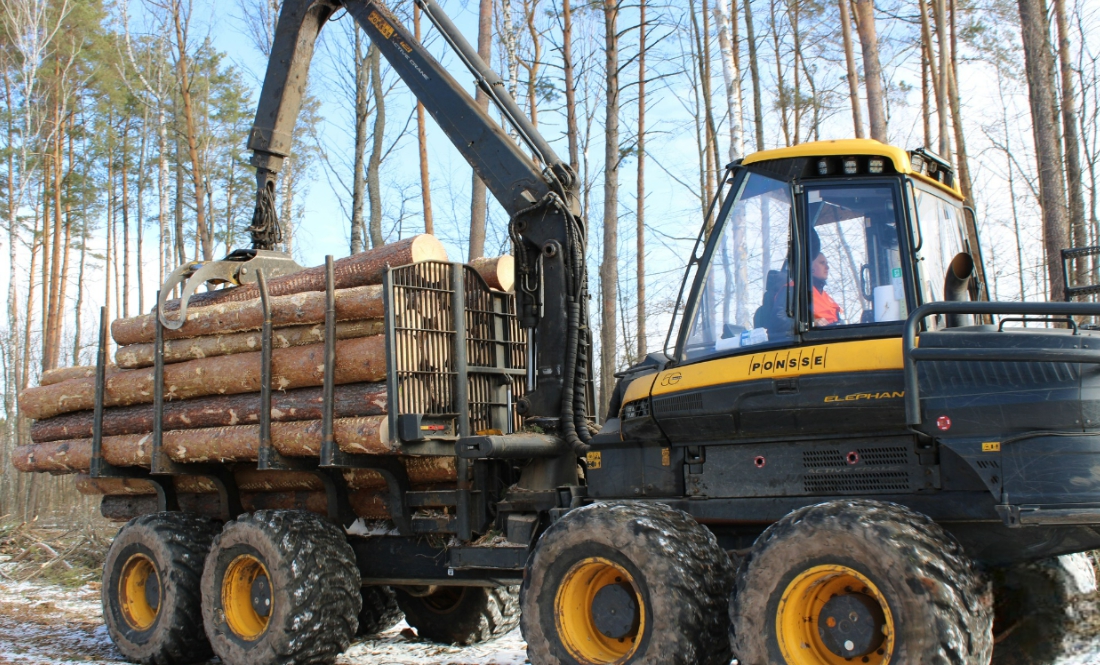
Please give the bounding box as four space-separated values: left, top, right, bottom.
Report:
96 1 1100 664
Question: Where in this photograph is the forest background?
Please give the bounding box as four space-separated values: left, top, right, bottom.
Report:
0 0 1096 520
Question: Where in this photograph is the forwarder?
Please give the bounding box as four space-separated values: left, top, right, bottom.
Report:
93 1 1100 664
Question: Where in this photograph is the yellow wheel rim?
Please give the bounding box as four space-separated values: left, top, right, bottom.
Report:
776 564 894 665
555 557 645 664
119 553 160 631
222 554 271 641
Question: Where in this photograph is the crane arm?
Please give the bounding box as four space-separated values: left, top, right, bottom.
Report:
245 0 593 461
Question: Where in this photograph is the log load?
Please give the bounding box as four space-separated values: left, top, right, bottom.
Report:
11 240 515 527
112 283 385 346
30 382 387 443
158 234 446 314
19 334 387 420
115 319 382 369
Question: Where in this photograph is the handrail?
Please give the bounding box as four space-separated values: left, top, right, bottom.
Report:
903 301 1100 425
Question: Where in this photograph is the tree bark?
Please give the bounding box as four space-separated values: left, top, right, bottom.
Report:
468 0 493 261
414 3 434 235
19 335 388 420
852 0 887 141
367 44 385 249
171 0 212 261
468 255 515 291
31 382 387 443
600 0 620 420
562 0 579 172
839 0 864 138
351 29 369 254
932 0 951 156
1017 0 1069 301
744 0 766 151
1053 0 1087 279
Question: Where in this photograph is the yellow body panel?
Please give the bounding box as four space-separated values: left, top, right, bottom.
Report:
621 372 658 407
742 139 963 201
650 338 904 397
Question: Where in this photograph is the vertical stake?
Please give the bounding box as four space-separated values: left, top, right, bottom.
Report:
151 291 168 473
90 307 108 478
257 270 274 467
321 256 337 464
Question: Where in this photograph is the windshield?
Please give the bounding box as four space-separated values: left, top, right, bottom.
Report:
681 172 794 362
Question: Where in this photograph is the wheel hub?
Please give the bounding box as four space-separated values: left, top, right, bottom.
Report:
119 553 160 631
251 573 272 617
817 592 886 657
591 582 640 639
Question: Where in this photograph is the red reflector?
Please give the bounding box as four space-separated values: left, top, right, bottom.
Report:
936 416 951 431
421 425 446 431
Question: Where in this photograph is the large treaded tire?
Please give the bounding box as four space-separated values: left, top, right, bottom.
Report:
520 502 735 665
201 510 361 665
730 499 993 665
992 552 1099 665
394 585 519 645
357 586 403 637
102 512 221 665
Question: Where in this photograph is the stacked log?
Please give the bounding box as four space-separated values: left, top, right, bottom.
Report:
12 237 515 523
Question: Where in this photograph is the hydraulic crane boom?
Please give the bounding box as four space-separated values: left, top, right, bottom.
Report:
245 0 595 465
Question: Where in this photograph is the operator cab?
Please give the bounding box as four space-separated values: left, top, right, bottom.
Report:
679 139 980 363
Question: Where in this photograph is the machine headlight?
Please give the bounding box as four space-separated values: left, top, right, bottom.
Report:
909 152 925 173
843 157 859 175
868 157 885 174
817 158 830 175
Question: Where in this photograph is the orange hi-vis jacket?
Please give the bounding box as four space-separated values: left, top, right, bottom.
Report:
812 286 843 325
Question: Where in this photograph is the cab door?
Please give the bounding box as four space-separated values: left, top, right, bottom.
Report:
651 169 802 445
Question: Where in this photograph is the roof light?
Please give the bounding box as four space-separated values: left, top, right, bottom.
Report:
842 157 859 175
868 157 885 174
909 152 925 174
817 158 830 175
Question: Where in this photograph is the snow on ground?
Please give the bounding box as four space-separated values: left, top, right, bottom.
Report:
0 561 529 665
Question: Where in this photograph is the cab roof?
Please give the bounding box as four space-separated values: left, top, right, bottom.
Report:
742 139 964 201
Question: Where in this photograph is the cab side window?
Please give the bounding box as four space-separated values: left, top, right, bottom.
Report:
806 185 906 329
912 186 967 305
682 173 794 361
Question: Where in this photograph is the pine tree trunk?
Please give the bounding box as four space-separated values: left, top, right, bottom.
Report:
852 0 887 141
1053 0 1087 277
744 0 766 151
172 1 212 261
562 0 580 171
637 0 647 363
839 0 864 138
367 44 385 249
1017 0 1069 301
600 0 620 420
414 3 434 235
352 30 368 255
468 0 493 261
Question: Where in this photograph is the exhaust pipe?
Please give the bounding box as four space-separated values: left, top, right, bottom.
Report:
944 252 975 328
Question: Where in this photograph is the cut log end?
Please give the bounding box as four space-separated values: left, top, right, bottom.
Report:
469 255 515 292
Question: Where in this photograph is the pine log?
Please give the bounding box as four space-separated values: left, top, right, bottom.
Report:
158 235 446 315
30 383 387 443
115 319 383 369
19 334 387 420
112 284 384 346
14 416 392 472
40 365 119 386
99 490 392 522
469 255 515 291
